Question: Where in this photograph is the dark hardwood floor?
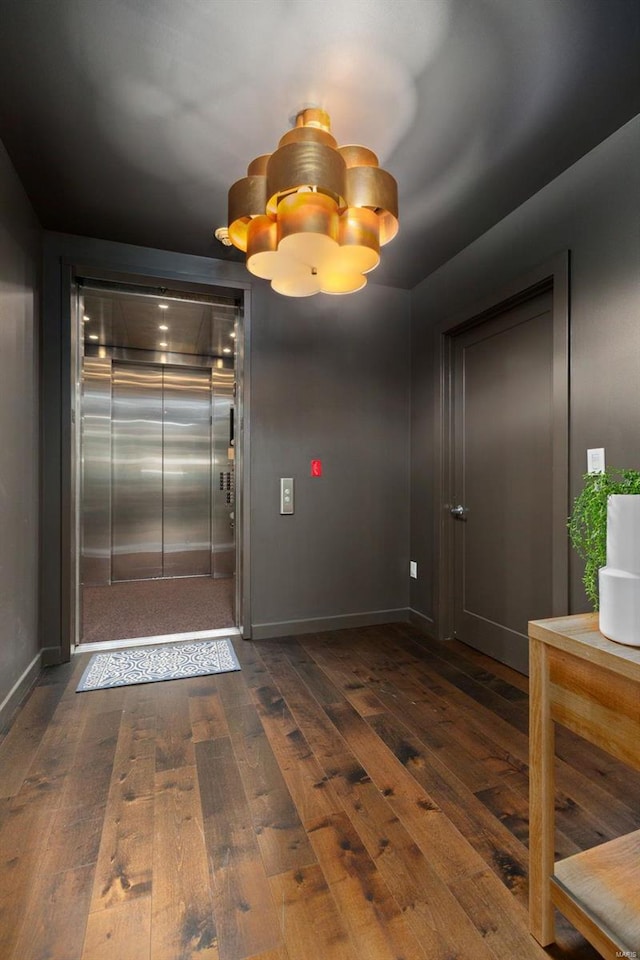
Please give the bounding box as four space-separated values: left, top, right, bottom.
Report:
1 622 639 959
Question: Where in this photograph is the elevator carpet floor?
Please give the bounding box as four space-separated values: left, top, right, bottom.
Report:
81 576 234 643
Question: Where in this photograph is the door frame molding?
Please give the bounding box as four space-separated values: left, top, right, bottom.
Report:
432 251 569 643
44 241 252 663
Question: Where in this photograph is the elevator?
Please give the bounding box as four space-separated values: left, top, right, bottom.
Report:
82 359 234 584
75 280 241 645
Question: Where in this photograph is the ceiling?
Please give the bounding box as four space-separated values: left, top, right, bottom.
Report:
0 0 638 290
81 286 237 357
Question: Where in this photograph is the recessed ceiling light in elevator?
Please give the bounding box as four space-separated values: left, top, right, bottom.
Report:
80 283 238 361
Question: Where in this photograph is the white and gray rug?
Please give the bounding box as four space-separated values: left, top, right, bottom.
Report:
76 637 240 692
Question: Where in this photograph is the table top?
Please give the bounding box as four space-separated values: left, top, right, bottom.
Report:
529 612 640 680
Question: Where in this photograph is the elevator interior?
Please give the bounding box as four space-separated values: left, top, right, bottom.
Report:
77 282 240 644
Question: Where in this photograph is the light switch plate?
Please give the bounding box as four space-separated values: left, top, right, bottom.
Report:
410 560 418 579
587 448 605 474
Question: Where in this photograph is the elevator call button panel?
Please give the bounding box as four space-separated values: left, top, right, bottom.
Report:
280 478 294 515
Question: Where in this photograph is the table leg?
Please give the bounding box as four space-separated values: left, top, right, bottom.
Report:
529 636 556 945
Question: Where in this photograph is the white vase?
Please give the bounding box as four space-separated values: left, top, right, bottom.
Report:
599 494 640 646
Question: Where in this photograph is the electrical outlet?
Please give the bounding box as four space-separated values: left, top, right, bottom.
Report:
410 561 418 579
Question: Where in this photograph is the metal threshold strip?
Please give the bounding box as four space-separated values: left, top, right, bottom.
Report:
75 625 242 654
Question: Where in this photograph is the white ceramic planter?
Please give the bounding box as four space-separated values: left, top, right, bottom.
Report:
599 494 640 646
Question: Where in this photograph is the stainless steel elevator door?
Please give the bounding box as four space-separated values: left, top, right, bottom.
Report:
112 363 164 581
163 367 212 577
111 363 213 581
81 357 112 585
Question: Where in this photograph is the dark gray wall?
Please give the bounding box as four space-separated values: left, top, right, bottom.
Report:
410 116 640 625
0 140 41 725
40 233 411 653
250 285 411 637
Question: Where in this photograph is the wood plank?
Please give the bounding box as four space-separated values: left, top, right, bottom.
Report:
380 648 639 847
447 636 530 693
154 680 196 772
269 642 347 710
196 737 283 960
553 830 640 951
9 864 95 960
223 701 316 877
151 766 219 960
0 665 98 956
365 636 640 839
334 645 589 860
395 623 529 702
269 864 358 960
334 778 496 960
297 638 388 717
309 636 504 794
264 652 501 958
307 812 429 960
82 896 152 960
232 642 341 822
0 792 60 958
249 679 343 825
368 710 531 904
88 691 155 913
244 949 291 960
327 703 485 877
11 689 89 804
449 867 550 960
0 684 65 798
300 630 640 856
476 778 604 861
222 640 267 704
396 638 530 732
268 649 491 886
58 707 122 812
474 783 531 844
188 680 229 742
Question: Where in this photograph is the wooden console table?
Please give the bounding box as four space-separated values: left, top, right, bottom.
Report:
528 612 640 958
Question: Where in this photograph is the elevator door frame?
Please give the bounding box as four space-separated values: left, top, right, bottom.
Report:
65 269 250 655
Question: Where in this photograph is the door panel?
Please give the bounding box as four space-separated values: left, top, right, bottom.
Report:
80 357 112 585
453 291 554 672
163 367 212 577
112 363 163 580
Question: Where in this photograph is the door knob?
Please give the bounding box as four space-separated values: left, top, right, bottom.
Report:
450 504 467 520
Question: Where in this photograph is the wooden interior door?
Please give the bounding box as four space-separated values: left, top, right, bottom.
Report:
451 290 555 673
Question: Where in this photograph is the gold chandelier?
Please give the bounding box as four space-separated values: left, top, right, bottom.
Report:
222 108 398 297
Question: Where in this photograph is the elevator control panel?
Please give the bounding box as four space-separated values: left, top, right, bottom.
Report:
280 478 294 515
219 470 234 505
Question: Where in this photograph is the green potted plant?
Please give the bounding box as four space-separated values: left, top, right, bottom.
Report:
568 467 640 610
